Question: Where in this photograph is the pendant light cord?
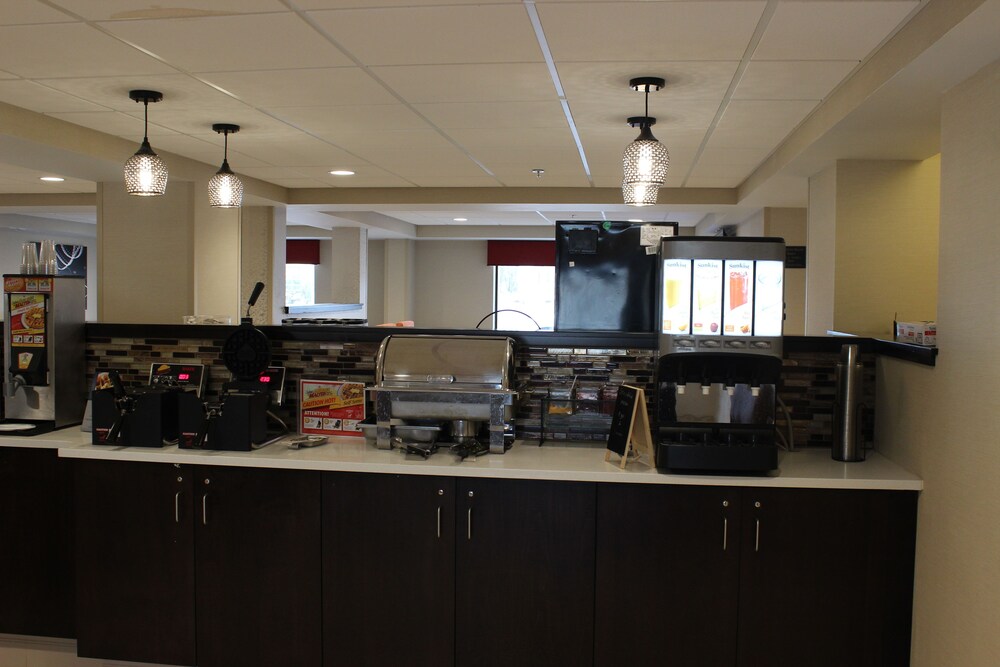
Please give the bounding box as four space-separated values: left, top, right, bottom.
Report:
142 99 150 143
223 130 229 161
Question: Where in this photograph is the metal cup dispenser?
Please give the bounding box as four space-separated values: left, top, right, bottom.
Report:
832 344 866 462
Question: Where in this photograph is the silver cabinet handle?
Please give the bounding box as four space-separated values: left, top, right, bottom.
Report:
175 492 180 524
467 507 472 540
755 518 761 552
723 517 728 551
436 506 441 538
202 494 208 526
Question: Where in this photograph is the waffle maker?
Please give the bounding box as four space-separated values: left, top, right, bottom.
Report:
178 283 284 450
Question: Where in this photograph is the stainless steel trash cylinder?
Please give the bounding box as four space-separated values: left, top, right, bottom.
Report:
832 344 865 462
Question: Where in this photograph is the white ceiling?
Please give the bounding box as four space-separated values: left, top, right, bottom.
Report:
0 0 989 237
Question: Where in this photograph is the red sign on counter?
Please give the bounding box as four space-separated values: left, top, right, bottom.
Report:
298 379 366 437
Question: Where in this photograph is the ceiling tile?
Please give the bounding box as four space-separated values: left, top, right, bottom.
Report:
0 80 109 113
449 127 583 164
306 5 542 66
711 99 819 149
48 1 288 20
0 69 17 79
371 63 556 104
272 105 429 135
0 2 75 25
46 110 178 138
412 101 568 130
99 14 354 72
571 98 721 133
0 23 175 78
296 0 521 7
558 61 740 108
199 68 398 107
490 168 592 188
227 134 360 167
754 1 919 61
270 165 415 188
538 1 767 62
38 74 246 111
125 107 296 137
734 60 859 100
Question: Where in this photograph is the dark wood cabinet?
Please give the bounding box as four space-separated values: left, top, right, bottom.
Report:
595 483 741 667
195 466 321 667
322 473 455 667
0 447 75 638
75 460 321 667
737 488 917 667
75 459 196 665
595 484 917 667
456 478 596 667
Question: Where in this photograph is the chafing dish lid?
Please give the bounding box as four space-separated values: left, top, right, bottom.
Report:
376 335 513 389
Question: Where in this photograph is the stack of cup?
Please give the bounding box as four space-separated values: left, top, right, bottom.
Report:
39 240 57 274
20 243 38 274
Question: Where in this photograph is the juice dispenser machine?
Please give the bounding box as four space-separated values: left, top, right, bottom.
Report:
656 237 785 473
3 274 87 432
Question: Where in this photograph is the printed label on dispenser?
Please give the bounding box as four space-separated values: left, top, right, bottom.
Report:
723 260 754 336
691 259 723 335
8 293 46 348
753 260 784 337
660 259 692 334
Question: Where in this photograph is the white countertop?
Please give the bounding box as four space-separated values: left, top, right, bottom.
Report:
0 427 922 491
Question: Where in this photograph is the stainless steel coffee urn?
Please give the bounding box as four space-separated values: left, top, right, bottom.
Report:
3 274 87 429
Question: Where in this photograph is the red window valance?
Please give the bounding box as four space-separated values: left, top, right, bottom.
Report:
286 240 320 265
486 240 555 266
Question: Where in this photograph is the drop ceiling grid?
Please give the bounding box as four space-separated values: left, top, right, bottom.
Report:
47 0 290 21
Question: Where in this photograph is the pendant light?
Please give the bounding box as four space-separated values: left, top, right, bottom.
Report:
124 90 168 196
208 123 244 208
622 77 669 207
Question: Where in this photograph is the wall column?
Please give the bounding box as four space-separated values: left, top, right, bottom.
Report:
97 180 195 324
240 206 285 325
383 239 414 324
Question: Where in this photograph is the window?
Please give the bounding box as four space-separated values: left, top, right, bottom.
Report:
495 265 554 330
285 264 315 306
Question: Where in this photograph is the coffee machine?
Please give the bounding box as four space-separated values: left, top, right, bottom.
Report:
655 237 785 473
3 274 86 434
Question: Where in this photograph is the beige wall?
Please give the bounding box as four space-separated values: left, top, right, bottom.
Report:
764 207 806 335
240 206 275 325
193 194 241 323
876 57 1000 667
413 240 494 329
366 240 386 326
806 165 837 334
833 157 940 333
97 181 194 323
383 239 414 323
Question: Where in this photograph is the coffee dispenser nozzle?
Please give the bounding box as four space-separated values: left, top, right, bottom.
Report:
6 373 26 398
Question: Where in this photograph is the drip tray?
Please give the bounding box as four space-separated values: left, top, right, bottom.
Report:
0 421 57 436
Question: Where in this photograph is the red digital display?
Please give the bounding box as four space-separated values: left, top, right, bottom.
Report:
178 373 190 381
259 375 272 383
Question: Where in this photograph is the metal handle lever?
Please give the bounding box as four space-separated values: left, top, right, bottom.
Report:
755 519 760 552
202 494 208 526
467 508 472 540
723 517 728 551
436 506 441 538
175 492 180 523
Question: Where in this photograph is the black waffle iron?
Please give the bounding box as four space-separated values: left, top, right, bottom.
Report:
178 283 281 450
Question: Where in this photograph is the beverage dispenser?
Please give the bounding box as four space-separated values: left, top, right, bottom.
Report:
3 274 87 431
656 237 785 473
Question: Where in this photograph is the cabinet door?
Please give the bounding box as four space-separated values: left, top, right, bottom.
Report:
0 447 75 638
195 466 321 667
595 483 741 667
75 459 196 665
323 473 455 667
737 488 875 667
456 478 596 667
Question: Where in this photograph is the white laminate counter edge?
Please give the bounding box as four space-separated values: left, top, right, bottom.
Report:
0 428 923 491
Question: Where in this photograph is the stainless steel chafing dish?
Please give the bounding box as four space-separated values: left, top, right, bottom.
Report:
369 334 517 453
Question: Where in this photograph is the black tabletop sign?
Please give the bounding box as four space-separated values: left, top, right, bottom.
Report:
607 385 639 457
786 245 807 269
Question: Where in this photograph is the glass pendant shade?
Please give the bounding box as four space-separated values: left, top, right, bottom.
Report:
622 179 659 206
124 90 167 196
208 160 244 208
124 140 169 196
622 124 669 193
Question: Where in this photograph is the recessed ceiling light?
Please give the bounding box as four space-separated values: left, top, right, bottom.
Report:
40 176 65 182
628 218 643 223
453 217 468 222
329 170 355 176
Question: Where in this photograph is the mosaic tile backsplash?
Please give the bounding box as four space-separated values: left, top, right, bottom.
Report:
81 334 875 449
